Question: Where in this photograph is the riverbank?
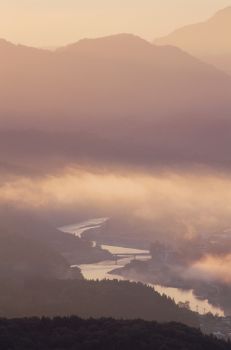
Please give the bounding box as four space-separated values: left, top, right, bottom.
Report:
60 218 224 316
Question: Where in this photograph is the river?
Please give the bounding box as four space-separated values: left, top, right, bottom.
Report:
59 218 224 316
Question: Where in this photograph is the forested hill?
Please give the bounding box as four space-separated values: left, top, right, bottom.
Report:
1 279 198 328
0 317 230 350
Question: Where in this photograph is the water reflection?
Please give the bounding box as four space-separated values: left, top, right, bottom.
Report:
61 218 224 316
59 217 109 238
75 253 223 316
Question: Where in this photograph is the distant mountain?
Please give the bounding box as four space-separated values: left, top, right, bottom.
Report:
56 33 152 57
155 7 231 74
0 33 231 133
0 34 231 170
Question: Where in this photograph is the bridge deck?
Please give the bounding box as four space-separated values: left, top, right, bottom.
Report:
113 253 150 257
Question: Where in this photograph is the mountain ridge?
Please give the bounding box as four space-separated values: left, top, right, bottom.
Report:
0 33 230 132
0 33 231 170
154 7 231 74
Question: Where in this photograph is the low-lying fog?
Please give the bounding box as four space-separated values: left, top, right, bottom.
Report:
1 165 231 289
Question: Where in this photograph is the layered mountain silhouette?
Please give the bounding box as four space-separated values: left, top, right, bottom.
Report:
155 7 231 74
1 34 231 170
0 33 231 131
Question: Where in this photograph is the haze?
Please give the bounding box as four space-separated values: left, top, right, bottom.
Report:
1 0 231 46
1 0 231 337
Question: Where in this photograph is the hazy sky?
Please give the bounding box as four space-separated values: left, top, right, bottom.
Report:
1 0 231 47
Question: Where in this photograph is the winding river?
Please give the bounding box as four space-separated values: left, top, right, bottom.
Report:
59 218 224 316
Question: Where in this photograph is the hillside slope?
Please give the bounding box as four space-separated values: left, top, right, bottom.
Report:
155 7 231 74
0 208 111 266
0 279 198 327
0 231 76 280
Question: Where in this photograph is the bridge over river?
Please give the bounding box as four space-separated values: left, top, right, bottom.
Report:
59 218 224 316
113 252 150 264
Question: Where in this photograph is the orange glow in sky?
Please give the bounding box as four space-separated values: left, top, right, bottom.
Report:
1 0 231 46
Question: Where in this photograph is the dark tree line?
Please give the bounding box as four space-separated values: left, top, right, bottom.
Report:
0 317 230 350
